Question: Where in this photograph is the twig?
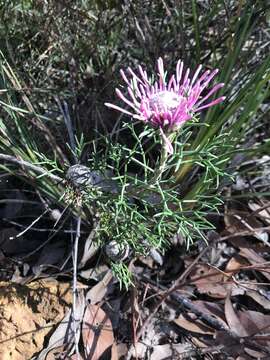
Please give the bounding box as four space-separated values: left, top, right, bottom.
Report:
3 218 85 234
137 225 270 339
131 286 139 360
136 244 210 339
0 153 62 182
9 209 49 239
143 275 227 331
216 226 270 242
140 275 270 356
72 216 81 359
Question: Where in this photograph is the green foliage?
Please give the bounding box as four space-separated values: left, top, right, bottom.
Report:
0 0 269 287
111 262 134 290
80 122 227 254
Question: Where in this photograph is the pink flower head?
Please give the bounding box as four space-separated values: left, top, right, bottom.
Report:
105 58 225 154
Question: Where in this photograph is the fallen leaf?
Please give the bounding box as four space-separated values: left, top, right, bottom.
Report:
46 346 84 360
225 209 268 243
189 264 243 299
190 337 209 348
248 201 270 225
191 301 228 329
219 306 270 357
127 342 147 359
82 304 116 360
86 270 113 305
150 343 193 360
80 229 99 267
214 331 245 357
238 310 270 337
244 347 269 359
174 314 214 335
116 343 128 358
33 308 73 360
69 354 84 359
34 291 85 360
239 247 270 281
80 265 109 281
224 293 248 337
245 289 270 310
225 256 247 274
189 264 224 296
236 356 253 360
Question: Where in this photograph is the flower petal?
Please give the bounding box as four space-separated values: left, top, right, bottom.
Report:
194 96 226 112
105 103 134 116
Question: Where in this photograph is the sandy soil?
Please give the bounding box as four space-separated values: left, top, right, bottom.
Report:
0 280 73 360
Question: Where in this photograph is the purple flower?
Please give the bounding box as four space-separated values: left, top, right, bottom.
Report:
105 58 225 154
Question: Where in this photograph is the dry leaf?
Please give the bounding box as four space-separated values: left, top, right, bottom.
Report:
214 331 245 356
225 209 268 243
221 304 270 357
189 264 224 297
86 270 113 305
190 264 243 298
190 337 210 348
46 346 84 360
34 291 85 360
127 342 147 359
174 314 214 335
245 289 270 310
69 355 84 359
244 347 269 358
82 304 116 360
150 343 192 360
116 343 128 358
224 293 248 337
239 247 270 281
248 201 270 225
225 256 247 274
191 301 228 329
80 230 99 267
238 310 270 337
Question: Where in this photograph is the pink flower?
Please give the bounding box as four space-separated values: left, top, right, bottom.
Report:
105 58 225 154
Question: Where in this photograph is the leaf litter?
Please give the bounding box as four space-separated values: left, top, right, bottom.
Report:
2 189 270 358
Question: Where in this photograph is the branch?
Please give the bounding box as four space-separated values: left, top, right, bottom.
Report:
0 153 62 182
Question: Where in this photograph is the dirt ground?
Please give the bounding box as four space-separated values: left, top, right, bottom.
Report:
0 280 73 360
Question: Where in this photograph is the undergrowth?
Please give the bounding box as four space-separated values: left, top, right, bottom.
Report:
0 0 269 287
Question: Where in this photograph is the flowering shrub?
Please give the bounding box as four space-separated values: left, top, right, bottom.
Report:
106 58 225 153
0 1 268 289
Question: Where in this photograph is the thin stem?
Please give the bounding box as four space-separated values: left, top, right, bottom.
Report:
151 143 168 183
0 153 62 182
72 216 81 359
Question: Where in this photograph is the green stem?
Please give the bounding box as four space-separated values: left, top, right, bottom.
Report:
151 141 169 184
